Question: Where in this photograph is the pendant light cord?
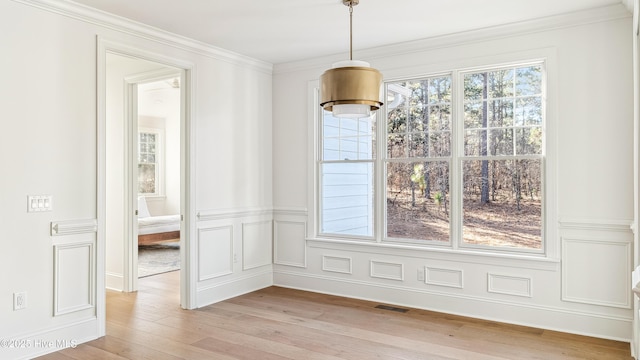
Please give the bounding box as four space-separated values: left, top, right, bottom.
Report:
349 2 353 61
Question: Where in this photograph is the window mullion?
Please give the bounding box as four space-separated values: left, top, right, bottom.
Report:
377 101 387 243
451 70 462 250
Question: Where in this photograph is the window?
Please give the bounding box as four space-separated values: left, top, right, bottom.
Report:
320 113 376 237
138 130 162 196
461 65 543 250
316 61 545 254
386 77 452 244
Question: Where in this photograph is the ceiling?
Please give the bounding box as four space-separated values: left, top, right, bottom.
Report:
72 0 629 64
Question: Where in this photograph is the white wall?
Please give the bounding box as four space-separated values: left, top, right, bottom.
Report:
272 5 634 341
0 0 273 358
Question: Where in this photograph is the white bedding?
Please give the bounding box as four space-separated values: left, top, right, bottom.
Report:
138 214 180 235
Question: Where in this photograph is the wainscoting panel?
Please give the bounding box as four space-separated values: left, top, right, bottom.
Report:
322 255 352 274
370 260 404 281
198 226 233 281
562 236 631 308
274 220 307 268
487 272 532 298
54 242 94 316
425 266 464 289
242 220 273 270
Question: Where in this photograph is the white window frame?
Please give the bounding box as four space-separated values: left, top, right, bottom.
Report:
308 53 558 263
138 127 165 198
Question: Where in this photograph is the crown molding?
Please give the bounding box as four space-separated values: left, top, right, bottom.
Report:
274 3 632 75
12 0 273 74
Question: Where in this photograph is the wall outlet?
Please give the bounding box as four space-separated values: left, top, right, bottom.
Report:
233 253 238 263
417 268 425 282
13 292 27 311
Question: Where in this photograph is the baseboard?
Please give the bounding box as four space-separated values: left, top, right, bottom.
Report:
105 271 123 291
7 317 99 360
274 270 632 342
196 268 273 308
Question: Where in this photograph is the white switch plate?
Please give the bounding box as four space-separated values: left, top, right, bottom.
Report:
27 195 52 212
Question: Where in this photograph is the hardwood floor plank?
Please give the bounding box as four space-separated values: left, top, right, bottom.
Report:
105 322 237 360
55 343 130 360
160 309 446 360
36 271 632 360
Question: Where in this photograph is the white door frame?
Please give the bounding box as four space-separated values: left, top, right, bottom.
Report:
97 37 197 336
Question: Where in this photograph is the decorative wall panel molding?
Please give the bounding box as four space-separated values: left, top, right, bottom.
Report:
487 273 532 298
272 207 308 217
425 266 464 289
562 237 631 308
50 219 97 236
307 239 559 271
242 220 273 271
53 242 94 316
274 220 307 268
197 226 233 281
197 207 272 222
370 260 404 281
273 269 633 341
558 218 633 233
322 255 352 274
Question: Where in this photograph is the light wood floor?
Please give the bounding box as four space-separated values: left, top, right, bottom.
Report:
38 271 632 360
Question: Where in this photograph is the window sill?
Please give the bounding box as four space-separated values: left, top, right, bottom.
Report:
306 237 560 271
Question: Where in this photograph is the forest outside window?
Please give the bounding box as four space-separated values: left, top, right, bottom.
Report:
316 61 545 254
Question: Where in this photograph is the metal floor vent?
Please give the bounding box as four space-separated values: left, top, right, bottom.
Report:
375 304 409 313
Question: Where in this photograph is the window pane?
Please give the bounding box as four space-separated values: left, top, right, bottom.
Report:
464 66 542 159
387 133 406 158
387 77 452 160
428 77 452 103
515 127 542 155
464 101 483 129
321 162 374 237
515 97 542 126
386 161 449 242
489 128 514 156
408 132 426 158
138 164 156 194
323 111 374 161
516 65 542 96
488 99 514 127
488 69 514 98
464 129 487 157
429 131 451 157
462 159 541 249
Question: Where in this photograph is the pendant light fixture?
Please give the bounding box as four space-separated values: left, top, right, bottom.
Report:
320 0 383 119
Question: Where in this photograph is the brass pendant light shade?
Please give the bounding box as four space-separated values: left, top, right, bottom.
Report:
319 0 383 118
320 65 383 112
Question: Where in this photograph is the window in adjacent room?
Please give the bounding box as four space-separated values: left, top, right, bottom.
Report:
138 130 162 196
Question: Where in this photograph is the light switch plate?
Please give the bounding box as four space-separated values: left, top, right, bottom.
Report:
27 195 52 212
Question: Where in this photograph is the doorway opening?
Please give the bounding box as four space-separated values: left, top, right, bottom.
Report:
136 76 182 280
104 52 186 300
